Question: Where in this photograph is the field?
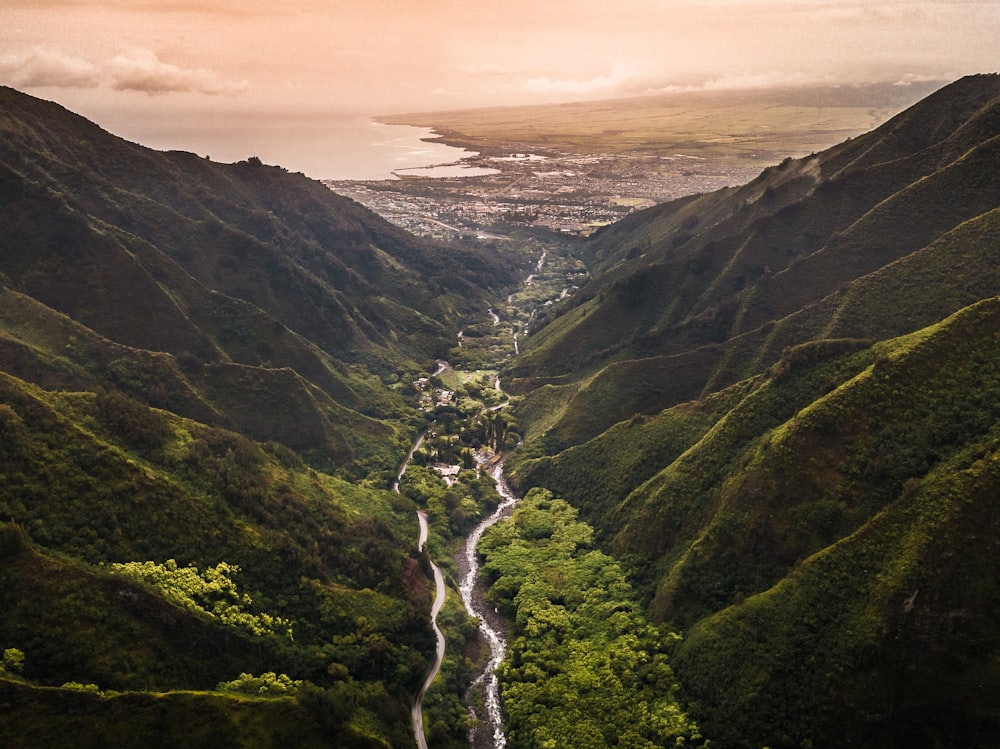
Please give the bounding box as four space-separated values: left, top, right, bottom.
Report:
334 82 949 240
380 81 946 166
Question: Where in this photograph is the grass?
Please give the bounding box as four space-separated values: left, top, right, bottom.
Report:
0 679 338 749
381 82 944 165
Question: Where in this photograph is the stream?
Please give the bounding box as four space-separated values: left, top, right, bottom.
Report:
408 254 544 746
406 444 522 749
459 458 521 749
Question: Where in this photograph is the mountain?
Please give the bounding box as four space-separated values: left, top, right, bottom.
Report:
0 86 524 746
0 85 524 472
507 74 1000 747
0 370 429 746
7 74 1000 749
508 74 1000 451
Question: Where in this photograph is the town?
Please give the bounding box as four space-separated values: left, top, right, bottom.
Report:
327 83 940 241
326 146 761 239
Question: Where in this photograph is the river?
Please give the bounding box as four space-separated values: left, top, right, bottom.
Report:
405 444 522 749
459 458 521 749
404 347 523 747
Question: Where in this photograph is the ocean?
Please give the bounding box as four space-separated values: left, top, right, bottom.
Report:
126 117 488 181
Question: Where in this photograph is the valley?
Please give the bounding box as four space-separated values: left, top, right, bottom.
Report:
4 75 1000 749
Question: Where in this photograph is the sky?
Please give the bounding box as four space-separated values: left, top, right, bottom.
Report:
1 1 998 173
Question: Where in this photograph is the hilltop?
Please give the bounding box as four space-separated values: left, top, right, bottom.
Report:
0 85 527 472
508 73 1000 448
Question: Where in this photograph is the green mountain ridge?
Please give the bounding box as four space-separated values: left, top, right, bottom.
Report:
507 74 1000 450
506 74 1000 747
5 74 1000 748
0 84 525 472
0 85 526 746
0 365 429 745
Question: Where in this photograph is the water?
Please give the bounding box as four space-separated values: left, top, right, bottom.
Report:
403 440 520 748
460 458 522 749
127 117 486 181
394 162 499 178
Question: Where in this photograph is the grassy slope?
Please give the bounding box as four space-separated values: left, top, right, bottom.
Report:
508 75 1000 451
0 680 336 749
513 297 1000 747
0 366 429 745
504 76 1000 746
0 85 525 470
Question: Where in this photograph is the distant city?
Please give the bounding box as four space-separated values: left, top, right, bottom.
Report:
327 149 761 239
328 82 944 239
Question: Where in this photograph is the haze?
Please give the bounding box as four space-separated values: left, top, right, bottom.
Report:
2 0 997 173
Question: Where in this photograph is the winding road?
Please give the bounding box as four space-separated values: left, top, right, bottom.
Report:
394 431 447 749
404 342 525 747
411 510 447 749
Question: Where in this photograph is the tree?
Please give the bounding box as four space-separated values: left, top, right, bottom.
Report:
1 648 25 674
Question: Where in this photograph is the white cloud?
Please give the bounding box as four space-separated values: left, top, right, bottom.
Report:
648 71 834 95
522 69 637 98
0 45 250 98
108 48 250 96
701 71 832 90
892 72 956 87
0 46 101 89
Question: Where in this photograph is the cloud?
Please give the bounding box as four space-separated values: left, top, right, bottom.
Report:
0 46 101 89
893 72 952 86
0 45 250 98
522 70 637 98
108 48 250 96
701 71 830 90
648 71 833 95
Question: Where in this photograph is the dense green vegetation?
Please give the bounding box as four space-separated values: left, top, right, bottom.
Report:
0 680 335 749
505 74 1000 747
479 488 702 748
0 368 432 743
0 84 530 746
6 74 1000 748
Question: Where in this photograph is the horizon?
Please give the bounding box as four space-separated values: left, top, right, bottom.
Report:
2 1 997 175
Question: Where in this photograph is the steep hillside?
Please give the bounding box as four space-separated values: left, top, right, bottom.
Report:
0 85 524 469
0 370 430 745
0 87 523 745
508 74 1000 452
8 74 1000 749
507 75 1000 747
